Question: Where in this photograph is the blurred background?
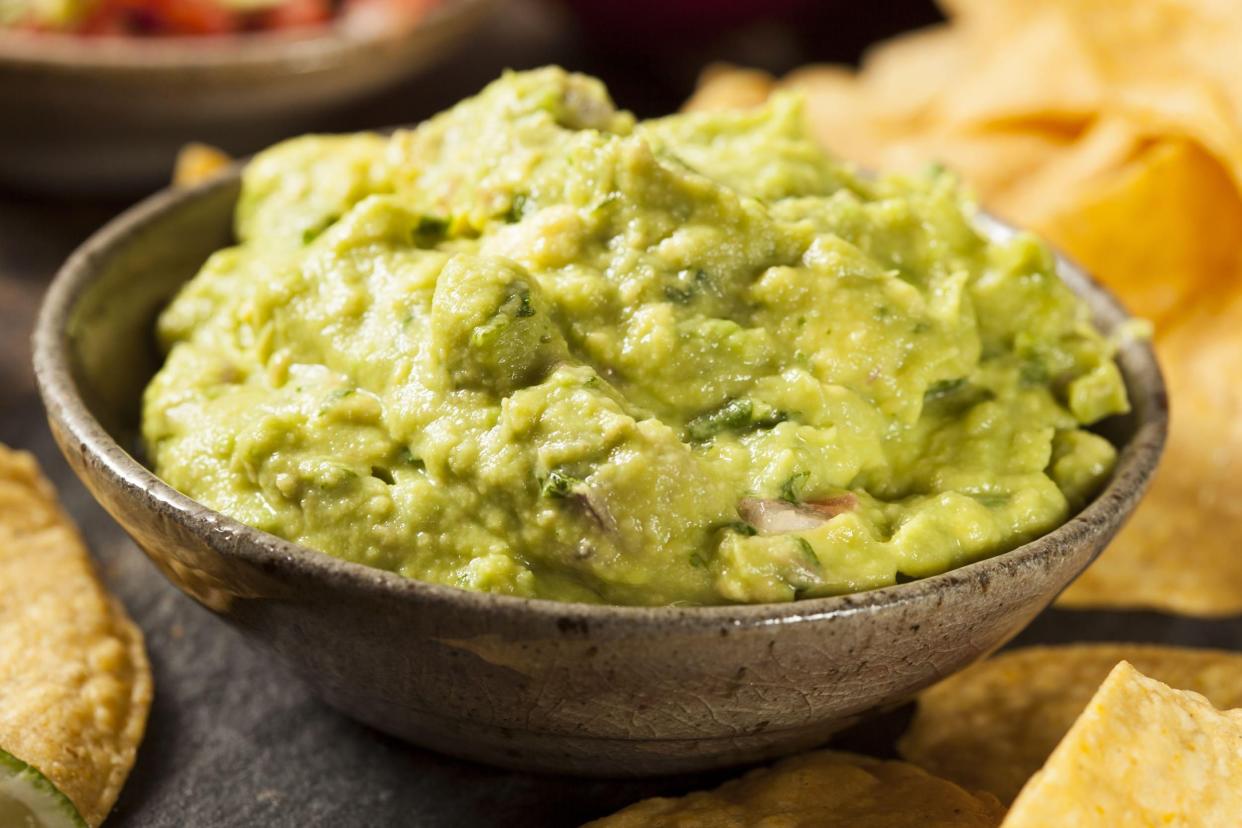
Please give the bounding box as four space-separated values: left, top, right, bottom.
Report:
2 0 938 397
0 0 943 193
2 0 944 392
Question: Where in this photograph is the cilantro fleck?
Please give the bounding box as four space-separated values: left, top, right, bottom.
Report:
686 398 753 441
974 493 1011 509
301 214 339 245
1020 359 1050 386
664 285 696 304
399 447 425 470
663 269 711 305
925 378 966 399
412 215 449 248
780 471 810 504
794 537 819 566
540 470 580 498
505 193 530 223
514 290 536 318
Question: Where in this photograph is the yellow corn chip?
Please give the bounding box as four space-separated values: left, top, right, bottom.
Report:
683 64 775 114
898 644 1242 804
1030 137 1242 325
172 142 232 189
0 446 153 827
1002 661 1242 827
933 12 1103 130
848 25 964 126
988 116 1140 227
584 750 1004 828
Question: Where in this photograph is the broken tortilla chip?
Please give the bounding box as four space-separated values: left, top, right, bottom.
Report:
0 446 153 827
172 142 232 189
898 644 1242 805
1002 661 1242 827
583 750 1005 828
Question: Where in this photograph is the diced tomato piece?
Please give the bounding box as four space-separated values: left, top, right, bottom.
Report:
78 0 238 36
154 0 238 35
255 0 334 31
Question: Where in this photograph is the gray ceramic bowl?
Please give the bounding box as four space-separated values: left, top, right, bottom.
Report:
0 0 492 194
33 171 1167 776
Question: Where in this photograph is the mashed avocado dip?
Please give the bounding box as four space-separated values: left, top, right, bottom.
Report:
142 68 1129 606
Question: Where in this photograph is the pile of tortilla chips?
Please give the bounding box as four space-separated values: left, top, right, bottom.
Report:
592 645 1242 825
687 0 1242 616
0 446 152 826
585 750 1005 828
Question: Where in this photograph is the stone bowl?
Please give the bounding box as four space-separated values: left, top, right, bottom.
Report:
32 170 1167 777
0 0 492 194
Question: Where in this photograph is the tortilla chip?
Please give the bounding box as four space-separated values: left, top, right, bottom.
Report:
0 446 153 827
584 750 1005 828
1002 661 1242 826
1060 288 1242 614
778 67 898 167
933 12 1103 131
172 142 232 188
683 64 775 113
1034 136 1242 325
898 644 1242 805
847 24 965 126
988 116 1140 227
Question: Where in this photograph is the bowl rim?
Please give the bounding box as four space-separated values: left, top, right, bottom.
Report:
33 167 1169 629
0 0 492 73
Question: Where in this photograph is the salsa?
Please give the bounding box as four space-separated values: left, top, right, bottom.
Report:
1 0 437 36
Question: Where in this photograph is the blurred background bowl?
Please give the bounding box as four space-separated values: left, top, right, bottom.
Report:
0 0 494 195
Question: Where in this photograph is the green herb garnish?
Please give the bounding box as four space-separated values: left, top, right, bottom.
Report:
301 214 339 245
505 193 530 223
541 469 580 498
780 471 810 503
412 215 450 247
925 377 966 399
1019 359 1050 386
663 269 711 305
794 537 819 566
686 398 754 441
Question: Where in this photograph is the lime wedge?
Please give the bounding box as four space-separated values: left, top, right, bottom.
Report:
0 748 86 828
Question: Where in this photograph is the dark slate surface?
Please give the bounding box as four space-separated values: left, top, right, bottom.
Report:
4 2 1239 825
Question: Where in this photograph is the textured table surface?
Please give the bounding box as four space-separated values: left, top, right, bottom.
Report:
3 3 1239 825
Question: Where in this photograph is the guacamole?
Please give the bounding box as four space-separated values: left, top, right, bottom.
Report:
142 68 1129 606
